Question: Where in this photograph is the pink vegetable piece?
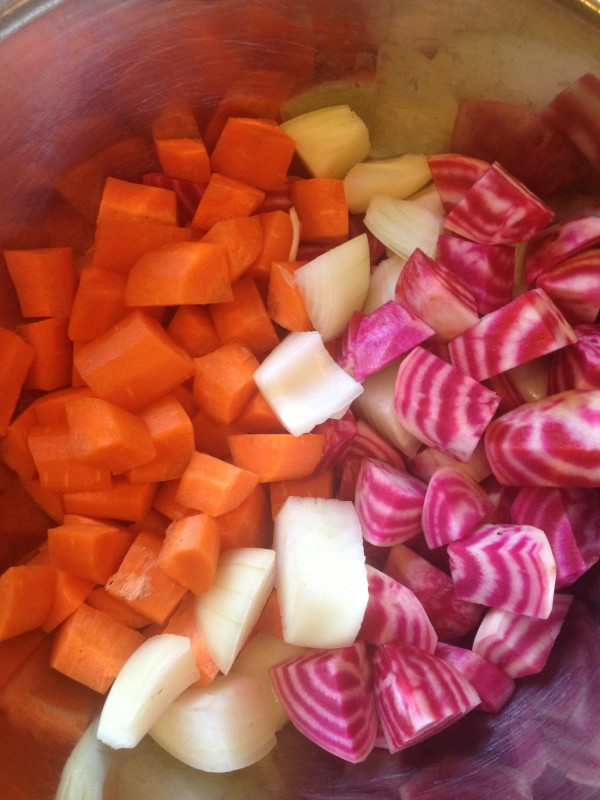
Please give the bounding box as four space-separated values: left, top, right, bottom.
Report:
385 544 484 642
359 565 438 653
447 523 556 619
436 233 515 316
394 347 501 464
434 642 516 713
350 418 406 471
548 323 600 394
559 487 600 572
472 593 573 678
536 249 600 325
511 487 587 588
313 409 357 471
355 457 427 547
395 249 479 342
543 72 600 173
269 640 378 764
524 212 600 284
448 288 577 382
484 389 600 488
407 439 492 484
373 642 480 753
421 466 494 549
426 153 490 213
443 162 555 245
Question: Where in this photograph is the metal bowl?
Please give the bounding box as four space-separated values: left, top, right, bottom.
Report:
0 1 599 797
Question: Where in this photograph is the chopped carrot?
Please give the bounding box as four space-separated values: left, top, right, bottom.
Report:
267 260 313 332
105 530 188 625
228 433 325 483
128 506 170 537
151 102 201 140
0 403 38 480
190 407 237 460
15 318 73 392
192 341 260 425
92 218 194 274
124 241 232 306
171 381 197 417
163 594 219 686
3 247 77 319
96 176 178 227
47 520 135 584
269 470 335 518
50 604 144 694
191 173 265 231
73 310 194 412
42 571 95 633
0 478 52 573
215 484 272 550
201 215 264 282
86 586 153 630
31 386 94 424
210 117 295 191
0 565 56 641
154 137 211 184
27 422 113 493
248 210 294 283
166 304 221 357
67 266 128 342
289 178 349 244
71 341 86 387
0 629 46 691
209 274 280 353
152 478 193 521
19 477 65 524
235 390 286 433
65 396 156 475
175 451 259 517
62 478 157 523
157 513 220 595
0 328 35 436
253 589 283 638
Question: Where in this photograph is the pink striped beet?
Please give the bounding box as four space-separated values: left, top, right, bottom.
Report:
427 153 490 213
434 642 515 713
421 466 494 549
536 249 600 325
524 213 600 284
394 347 501 463
447 523 556 619
543 72 600 173
350 419 406 471
560 487 600 571
548 323 600 394
395 249 479 342
511 487 587 588
355 457 426 547
407 439 492 484
385 544 484 642
359 565 438 652
484 389 600 488
472 593 573 678
313 409 357 471
448 288 577 382
373 643 480 753
436 233 515 315
443 162 555 245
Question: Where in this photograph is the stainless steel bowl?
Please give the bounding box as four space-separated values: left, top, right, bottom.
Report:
1 1 599 797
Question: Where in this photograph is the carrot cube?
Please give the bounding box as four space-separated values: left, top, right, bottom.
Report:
191 173 265 231
289 178 349 244
175 451 259 516
68 267 128 342
62 478 157 524
157 513 220 595
4 247 77 319
0 565 56 641
192 341 260 425
209 274 280 354
166 304 221 358
267 260 313 332
0 327 35 437
248 210 294 283
155 137 211 184
92 218 194 274
201 215 264 282
96 176 178 227
163 594 219 686
228 432 325 482
215 484 272 550
47 521 135 584
15 318 72 392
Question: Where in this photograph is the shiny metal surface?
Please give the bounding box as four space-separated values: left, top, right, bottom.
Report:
0 1 599 798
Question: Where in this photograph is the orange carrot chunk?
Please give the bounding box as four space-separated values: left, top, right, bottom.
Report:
166 305 221 358
201 215 264 282
267 260 313 332
4 247 77 319
67 267 128 342
215 484 272 550
235 390 287 433
124 241 232 306
192 341 260 425
152 478 193 522
0 326 35 436
65 396 156 475
191 173 265 231
228 433 325 483
0 565 56 641
73 310 194 412
289 178 349 244
175 451 259 517
209 274 280 354
105 530 188 625
248 210 294 283
15 318 72 392
0 629 46 691
96 176 178 227
32 386 94 425
253 589 284 638
92 218 193 274
50 604 144 694
154 137 211 184
62 479 157 524
157 513 220 595
163 594 219 687
47 521 135 584
269 470 335 518
86 586 153 630
190 408 237 461
41 571 95 634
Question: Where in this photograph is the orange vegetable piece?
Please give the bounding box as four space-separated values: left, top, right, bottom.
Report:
0 326 34 437
73 310 194 412
50 604 144 694
235 390 286 433
151 102 201 140
0 479 52 573
269 470 335 518
4 247 77 319
41 570 95 634
86 586 153 630
190 407 236 461
92 218 194 274
96 176 178 227
105 530 188 625
152 478 193 522
289 178 349 244
32 386 94 424
124 241 232 306
209 274 280 354
19 477 65 525
253 589 284 638
67 266 128 342
47 520 135 584
228 433 325 483
210 117 295 191
192 341 260 425
0 629 46 692
14 318 72 392
201 215 264 282
248 210 294 283
62 478 157 524
215 484 272 550
191 173 265 231
157 513 220 595
267 260 313 332
163 594 219 687
175 451 259 517
166 304 220 358
154 137 211 184
0 565 56 641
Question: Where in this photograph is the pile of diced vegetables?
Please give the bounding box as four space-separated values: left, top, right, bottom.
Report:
1 63 600 781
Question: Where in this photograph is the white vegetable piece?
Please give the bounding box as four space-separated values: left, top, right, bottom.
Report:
56 719 112 800
344 154 432 214
280 104 371 179
97 634 200 750
194 547 275 675
274 497 369 648
362 254 406 314
364 193 443 260
253 330 363 436
295 233 371 341
150 672 277 773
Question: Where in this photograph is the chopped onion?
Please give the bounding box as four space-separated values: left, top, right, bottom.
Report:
364 193 443 260
362 254 406 314
343 154 431 214
56 719 111 800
